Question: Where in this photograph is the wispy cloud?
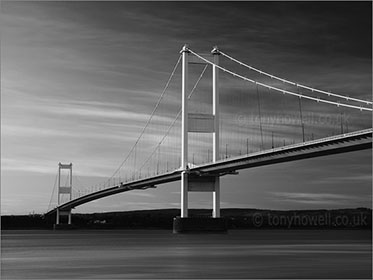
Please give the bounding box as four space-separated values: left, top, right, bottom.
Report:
1 158 57 175
124 191 156 198
1 158 112 177
269 191 370 206
312 174 372 184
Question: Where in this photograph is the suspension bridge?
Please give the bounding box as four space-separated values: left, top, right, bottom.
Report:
46 45 372 230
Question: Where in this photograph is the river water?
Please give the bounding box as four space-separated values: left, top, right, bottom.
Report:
1 229 371 279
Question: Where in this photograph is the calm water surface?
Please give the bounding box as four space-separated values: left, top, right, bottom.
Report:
1 229 371 279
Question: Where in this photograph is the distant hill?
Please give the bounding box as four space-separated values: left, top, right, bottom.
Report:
1 208 371 230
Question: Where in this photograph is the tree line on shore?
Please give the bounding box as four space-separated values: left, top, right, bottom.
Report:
1 208 371 230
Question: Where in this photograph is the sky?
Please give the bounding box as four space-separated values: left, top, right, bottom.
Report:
1 1 372 215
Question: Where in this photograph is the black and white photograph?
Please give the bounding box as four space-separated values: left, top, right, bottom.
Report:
1 1 372 279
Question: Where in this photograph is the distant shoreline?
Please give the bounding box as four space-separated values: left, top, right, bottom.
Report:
2 208 371 230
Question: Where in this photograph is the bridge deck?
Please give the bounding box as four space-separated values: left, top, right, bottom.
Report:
46 128 372 215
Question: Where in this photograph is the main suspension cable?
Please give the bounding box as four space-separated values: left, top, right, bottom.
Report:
188 49 372 112
219 51 372 105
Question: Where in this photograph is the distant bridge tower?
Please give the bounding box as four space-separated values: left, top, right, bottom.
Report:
56 162 72 225
179 45 222 219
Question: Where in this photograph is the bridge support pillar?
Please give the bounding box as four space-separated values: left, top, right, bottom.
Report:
181 171 188 218
54 162 75 229
180 45 190 218
54 209 74 229
174 45 226 233
212 46 220 218
213 177 220 218
56 208 60 225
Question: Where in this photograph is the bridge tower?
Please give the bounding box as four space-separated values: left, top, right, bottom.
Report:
174 45 226 232
55 162 73 226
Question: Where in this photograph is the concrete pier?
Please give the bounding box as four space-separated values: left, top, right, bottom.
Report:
173 216 227 233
